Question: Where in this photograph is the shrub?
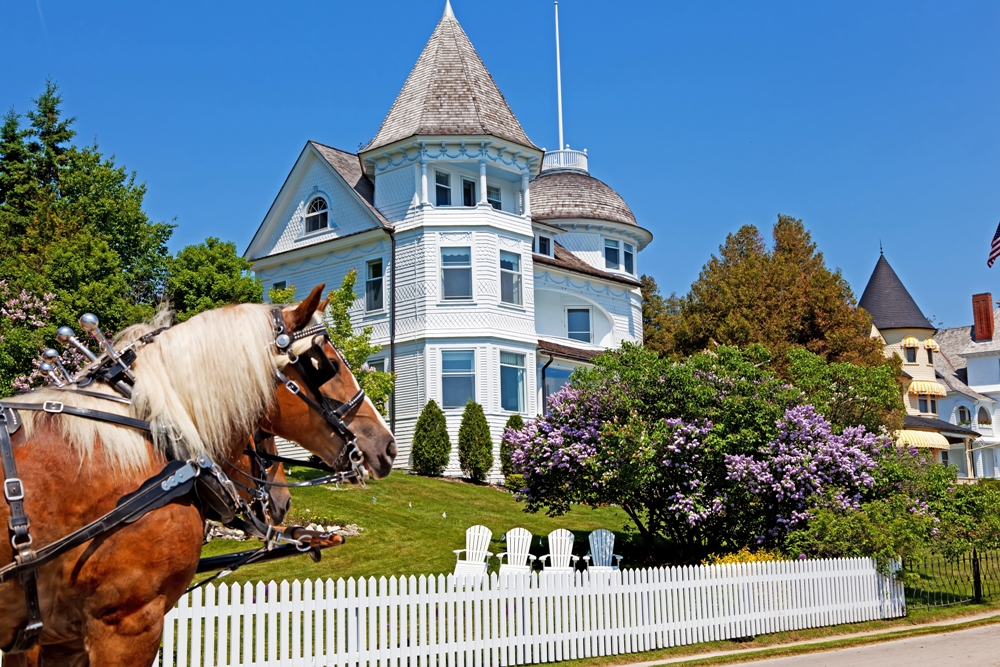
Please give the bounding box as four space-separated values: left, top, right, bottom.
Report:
411 400 451 476
504 473 525 492
458 401 493 482
500 413 524 477
702 547 783 565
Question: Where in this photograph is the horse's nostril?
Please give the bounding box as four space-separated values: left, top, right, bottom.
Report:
387 441 398 458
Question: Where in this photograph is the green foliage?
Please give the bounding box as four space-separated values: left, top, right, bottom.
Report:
0 82 173 393
268 283 297 305
411 400 451 477
458 401 493 483
786 347 905 434
167 237 263 321
659 216 884 369
500 413 524 477
322 270 394 415
640 275 681 358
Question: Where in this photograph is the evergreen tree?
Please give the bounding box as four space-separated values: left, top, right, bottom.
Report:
500 413 524 477
411 400 450 476
167 237 263 321
667 216 884 369
459 400 493 483
640 275 681 358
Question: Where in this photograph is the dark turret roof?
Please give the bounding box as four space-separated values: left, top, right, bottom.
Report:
858 254 933 331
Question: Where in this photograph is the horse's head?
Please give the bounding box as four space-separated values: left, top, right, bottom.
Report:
236 431 292 525
262 285 396 480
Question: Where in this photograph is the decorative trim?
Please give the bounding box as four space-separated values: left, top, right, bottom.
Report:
534 270 634 298
366 140 538 175
256 239 388 278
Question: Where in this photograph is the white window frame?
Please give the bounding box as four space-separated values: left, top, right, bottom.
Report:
604 238 620 270
499 250 522 306
623 242 635 275
435 171 452 207
441 349 476 409
304 196 330 234
499 350 526 413
534 234 553 257
461 177 477 207
566 306 593 343
487 184 502 210
440 246 473 301
365 258 385 312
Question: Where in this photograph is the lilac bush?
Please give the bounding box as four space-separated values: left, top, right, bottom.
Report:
726 404 888 540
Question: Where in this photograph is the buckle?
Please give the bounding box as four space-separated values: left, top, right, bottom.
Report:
4 478 24 501
42 401 63 413
284 379 301 395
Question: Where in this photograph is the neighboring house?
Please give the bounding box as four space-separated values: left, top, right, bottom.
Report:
857 253 979 467
245 2 652 478
935 293 1000 479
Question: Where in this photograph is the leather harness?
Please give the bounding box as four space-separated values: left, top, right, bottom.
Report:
0 307 367 653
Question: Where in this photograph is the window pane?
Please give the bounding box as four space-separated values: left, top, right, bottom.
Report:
538 237 551 256
919 398 928 412
927 350 934 364
435 172 450 186
463 180 476 206
567 308 591 342
366 277 383 311
443 376 475 408
368 260 383 280
487 185 502 210
441 248 471 266
442 350 475 373
604 239 619 269
500 251 520 272
500 365 524 412
273 281 286 291
436 185 451 206
905 348 916 363
500 272 521 305
501 351 524 366
443 268 472 299
624 244 634 274
368 359 385 372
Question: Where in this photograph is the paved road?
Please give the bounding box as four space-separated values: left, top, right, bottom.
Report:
735 624 1000 666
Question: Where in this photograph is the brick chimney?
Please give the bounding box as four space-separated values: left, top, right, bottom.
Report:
973 293 994 341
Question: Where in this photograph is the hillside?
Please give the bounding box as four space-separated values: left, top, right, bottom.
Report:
198 470 630 585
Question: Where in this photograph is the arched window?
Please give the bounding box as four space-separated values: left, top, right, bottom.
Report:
957 406 971 425
978 407 992 426
304 197 329 233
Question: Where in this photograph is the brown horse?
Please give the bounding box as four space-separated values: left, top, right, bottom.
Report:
0 286 394 666
231 431 293 527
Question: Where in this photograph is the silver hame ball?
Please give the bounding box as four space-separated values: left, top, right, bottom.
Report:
43 348 60 360
56 326 75 343
78 313 99 332
39 362 54 373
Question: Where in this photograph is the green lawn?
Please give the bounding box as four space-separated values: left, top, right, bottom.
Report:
198 470 629 586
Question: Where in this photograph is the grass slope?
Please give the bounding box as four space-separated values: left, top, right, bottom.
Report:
199 470 628 585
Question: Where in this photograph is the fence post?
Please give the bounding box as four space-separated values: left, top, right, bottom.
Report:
973 549 983 604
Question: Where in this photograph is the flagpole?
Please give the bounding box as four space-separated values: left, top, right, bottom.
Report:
555 1 564 151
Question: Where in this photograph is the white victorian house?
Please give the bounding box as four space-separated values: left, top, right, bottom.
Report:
245 2 652 478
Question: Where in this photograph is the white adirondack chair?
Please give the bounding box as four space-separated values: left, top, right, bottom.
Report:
453 525 493 576
497 527 536 575
539 528 578 572
583 528 623 571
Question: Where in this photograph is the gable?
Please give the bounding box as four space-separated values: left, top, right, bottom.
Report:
246 143 388 261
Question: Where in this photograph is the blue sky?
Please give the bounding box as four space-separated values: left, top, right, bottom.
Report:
2 0 998 327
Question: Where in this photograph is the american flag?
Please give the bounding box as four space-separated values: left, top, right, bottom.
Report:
990 221 1000 268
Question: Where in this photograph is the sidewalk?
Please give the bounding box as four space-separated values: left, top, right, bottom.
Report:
616 609 1000 666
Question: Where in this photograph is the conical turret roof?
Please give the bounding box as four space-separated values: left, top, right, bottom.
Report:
363 2 537 153
858 254 933 331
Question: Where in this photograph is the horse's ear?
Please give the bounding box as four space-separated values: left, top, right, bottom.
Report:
285 284 325 331
317 296 330 314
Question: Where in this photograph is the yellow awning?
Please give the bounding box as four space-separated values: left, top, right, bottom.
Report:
901 336 920 348
925 338 940 352
896 429 950 449
908 380 948 397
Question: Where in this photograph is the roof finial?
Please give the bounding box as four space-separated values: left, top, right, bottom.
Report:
879 239 883 256
443 0 455 19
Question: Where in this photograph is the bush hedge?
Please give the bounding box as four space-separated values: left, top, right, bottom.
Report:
458 401 493 483
411 400 450 476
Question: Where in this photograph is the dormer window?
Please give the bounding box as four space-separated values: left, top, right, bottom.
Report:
535 235 552 257
957 406 971 426
305 197 329 233
435 172 451 206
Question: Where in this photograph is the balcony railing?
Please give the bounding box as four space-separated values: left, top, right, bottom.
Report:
541 149 588 173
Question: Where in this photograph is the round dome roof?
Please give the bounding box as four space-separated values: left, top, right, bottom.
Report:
530 170 637 227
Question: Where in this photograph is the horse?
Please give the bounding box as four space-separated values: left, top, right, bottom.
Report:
231 431 293 527
0 285 395 666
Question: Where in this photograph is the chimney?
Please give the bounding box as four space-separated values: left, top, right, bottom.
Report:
973 293 994 341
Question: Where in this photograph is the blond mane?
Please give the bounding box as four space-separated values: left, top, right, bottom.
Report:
20 302 312 473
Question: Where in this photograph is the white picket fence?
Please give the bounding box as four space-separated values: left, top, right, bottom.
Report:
155 558 904 667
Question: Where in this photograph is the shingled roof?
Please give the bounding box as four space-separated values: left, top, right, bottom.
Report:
858 254 933 331
530 170 637 227
363 2 537 153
